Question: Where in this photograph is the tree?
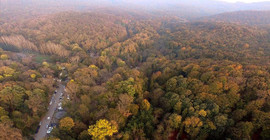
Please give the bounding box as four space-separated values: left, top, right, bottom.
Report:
25 89 46 115
88 119 118 140
173 101 182 114
168 113 182 129
0 123 23 140
199 110 207 117
0 66 15 78
141 99 151 111
117 94 134 117
30 74 36 79
42 61 50 67
78 130 91 140
0 107 8 117
0 54 8 60
59 117 75 132
115 78 136 97
0 85 26 111
230 122 253 140
183 116 203 139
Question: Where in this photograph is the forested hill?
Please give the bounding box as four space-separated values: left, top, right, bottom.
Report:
200 10 270 26
1 12 269 64
0 10 270 140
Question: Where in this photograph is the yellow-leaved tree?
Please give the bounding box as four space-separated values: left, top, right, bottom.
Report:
59 117 74 132
30 74 36 79
88 119 118 140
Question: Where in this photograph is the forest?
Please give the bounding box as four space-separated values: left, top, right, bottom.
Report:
1 0 270 140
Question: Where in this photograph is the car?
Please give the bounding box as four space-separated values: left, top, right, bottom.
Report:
58 106 63 111
60 92 63 96
49 101 52 105
47 117 50 120
39 122 42 126
67 95 70 100
50 123 57 127
46 124 49 128
35 126 40 133
46 127 53 134
58 102 62 106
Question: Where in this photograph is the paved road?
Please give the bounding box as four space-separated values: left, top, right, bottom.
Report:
34 83 64 140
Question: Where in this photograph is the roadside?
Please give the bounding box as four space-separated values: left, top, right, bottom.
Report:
34 81 66 140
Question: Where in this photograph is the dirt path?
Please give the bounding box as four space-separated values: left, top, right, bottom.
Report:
34 83 65 140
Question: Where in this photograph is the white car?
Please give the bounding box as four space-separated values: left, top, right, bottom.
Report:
46 124 49 128
47 117 50 120
47 127 53 134
67 95 70 100
58 106 63 110
49 101 52 105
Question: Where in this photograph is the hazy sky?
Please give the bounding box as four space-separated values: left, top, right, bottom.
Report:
218 0 270 3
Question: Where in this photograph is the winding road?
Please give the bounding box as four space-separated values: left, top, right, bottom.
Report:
34 83 65 140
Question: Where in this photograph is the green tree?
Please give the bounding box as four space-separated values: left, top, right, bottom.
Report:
0 86 26 111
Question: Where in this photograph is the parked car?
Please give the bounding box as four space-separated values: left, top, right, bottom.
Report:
35 126 40 133
67 95 70 100
49 101 52 105
50 123 57 127
58 106 63 111
47 127 53 134
47 117 50 120
46 124 49 128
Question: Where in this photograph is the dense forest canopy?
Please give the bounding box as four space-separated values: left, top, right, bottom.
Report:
1 0 270 140
201 10 270 26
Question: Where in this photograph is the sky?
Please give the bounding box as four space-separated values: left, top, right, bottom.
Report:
218 0 270 3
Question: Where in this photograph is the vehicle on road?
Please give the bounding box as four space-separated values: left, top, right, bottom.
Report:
47 117 50 120
50 123 57 127
46 124 49 128
67 95 70 100
49 101 52 105
58 106 63 111
35 126 40 133
39 122 42 126
47 127 53 134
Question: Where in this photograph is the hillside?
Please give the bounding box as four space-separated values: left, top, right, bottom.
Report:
201 10 270 26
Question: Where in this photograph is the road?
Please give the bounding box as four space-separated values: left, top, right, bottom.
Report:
34 83 65 140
